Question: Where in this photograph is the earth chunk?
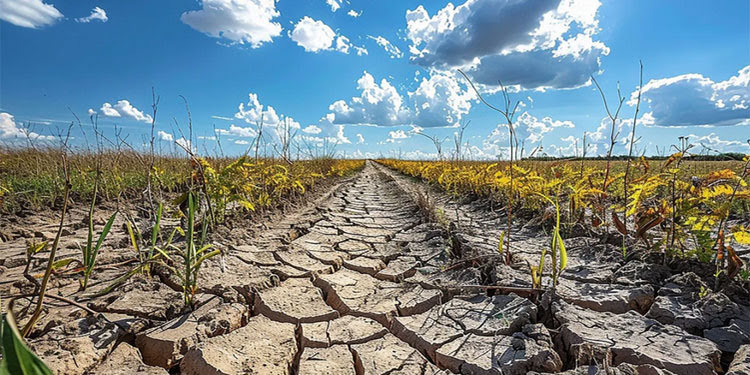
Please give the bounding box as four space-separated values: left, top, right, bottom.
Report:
29 316 123 375
180 315 297 375
351 334 437 375
435 330 562 375
301 315 387 348
136 297 248 368
554 301 721 375
298 345 356 375
557 280 655 314
314 269 441 325
89 343 168 375
254 278 339 323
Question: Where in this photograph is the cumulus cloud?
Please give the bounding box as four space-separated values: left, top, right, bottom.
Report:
367 35 403 59
235 93 281 125
335 125 351 144
633 65 750 127
356 133 365 144
290 17 336 52
328 70 474 128
483 111 574 157
235 139 250 145
387 129 409 143
326 0 342 12
0 112 55 141
181 0 282 48
0 0 63 28
157 130 174 142
515 111 575 143
231 92 306 144
98 100 153 123
327 71 411 126
302 125 322 134
410 69 475 128
76 7 107 23
405 0 608 90
290 17 363 54
347 10 361 18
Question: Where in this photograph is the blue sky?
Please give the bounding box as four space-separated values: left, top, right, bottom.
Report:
1 0 748 159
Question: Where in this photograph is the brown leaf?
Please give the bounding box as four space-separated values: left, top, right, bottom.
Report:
612 212 627 235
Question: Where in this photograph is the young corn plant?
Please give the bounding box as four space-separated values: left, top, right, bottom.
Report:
158 192 220 309
124 202 169 276
79 181 117 291
530 192 568 288
86 204 178 299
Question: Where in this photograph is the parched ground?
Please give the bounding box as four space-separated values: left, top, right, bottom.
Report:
1 161 749 374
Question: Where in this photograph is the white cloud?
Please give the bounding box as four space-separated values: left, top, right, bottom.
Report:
157 131 174 142
328 70 474 128
217 124 257 137
235 139 250 145
335 35 352 54
356 133 365 144
483 111 574 157
211 115 234 121
76 7 107 23
387 129 409 143
410 69 474 128
335 125 351 144
515 111 575 144
0 0 62 29
181 0 282 48
290 16 336 52
302 125 322 134
633 65 750 127
327 71 411 126
546 134 598 156
0 112 54 141
290 17 363 55
176 137 193 152
326 0 342 12
87 108 97 116
405 0 608 90
347 10 361 18
690 133 749 153
98 100 153 123
367 35 403 59
235 93 281 125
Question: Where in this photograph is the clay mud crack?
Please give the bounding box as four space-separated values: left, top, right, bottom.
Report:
1 161 748 374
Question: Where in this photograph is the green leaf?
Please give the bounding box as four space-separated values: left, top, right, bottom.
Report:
0 312 53 375
557 231 567 271
151 203 163 248
49 258 75 271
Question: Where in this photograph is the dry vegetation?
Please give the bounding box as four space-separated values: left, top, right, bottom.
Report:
379 157 750 282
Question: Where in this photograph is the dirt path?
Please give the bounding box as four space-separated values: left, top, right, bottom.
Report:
2 161 748 374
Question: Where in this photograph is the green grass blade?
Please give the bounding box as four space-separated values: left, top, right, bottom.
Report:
0 312 53 375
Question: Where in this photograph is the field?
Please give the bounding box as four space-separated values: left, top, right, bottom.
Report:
1 148 749 375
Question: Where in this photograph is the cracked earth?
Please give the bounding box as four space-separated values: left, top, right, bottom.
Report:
1 161 749 374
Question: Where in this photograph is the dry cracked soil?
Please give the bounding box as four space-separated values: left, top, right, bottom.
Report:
1 161 749 375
